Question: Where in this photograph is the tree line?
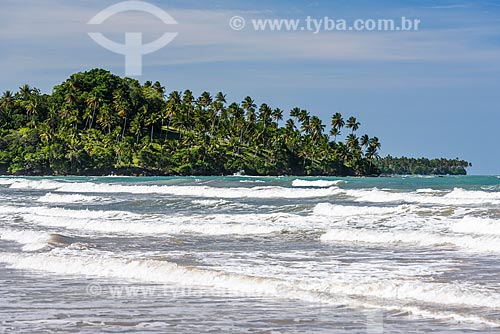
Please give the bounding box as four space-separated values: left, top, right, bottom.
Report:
0 69 468 176
0 69 381 176
376 156 471 175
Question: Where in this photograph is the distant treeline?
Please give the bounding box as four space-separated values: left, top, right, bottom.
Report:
376 156 471 175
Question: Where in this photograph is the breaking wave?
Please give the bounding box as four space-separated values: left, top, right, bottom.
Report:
6 179 341 199
320 228 500 253
0 251 497 326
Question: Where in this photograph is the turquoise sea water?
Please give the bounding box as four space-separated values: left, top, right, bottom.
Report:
0 175 499 333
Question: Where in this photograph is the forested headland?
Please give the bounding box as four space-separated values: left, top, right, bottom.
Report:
0 69 469 176
376 156 471 175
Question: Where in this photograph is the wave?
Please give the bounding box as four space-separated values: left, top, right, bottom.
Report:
345 187 500 205
320 228 500 253
0 229 51 251
239 180 266 183
31 206 141 220
36 193 108 203
7 179 341 199
0 251 498 326
450 217 500 236
313 203 412 217
0 229 74 251
318 277 500 309
18 206 304 236
191 199 231 206
292 179 343 187
22 213 287 236
415 188 446 194
0 178 20 185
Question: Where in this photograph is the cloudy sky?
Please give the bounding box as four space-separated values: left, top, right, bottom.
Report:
1 0 500 174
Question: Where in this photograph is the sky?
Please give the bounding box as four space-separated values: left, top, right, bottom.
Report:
1 0 500 174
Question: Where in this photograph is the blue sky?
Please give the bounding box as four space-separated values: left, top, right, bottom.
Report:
1 0 500 174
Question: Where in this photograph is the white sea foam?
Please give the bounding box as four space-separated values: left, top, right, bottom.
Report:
32 206 140 220
0 205 24 216
0 251 498 326
445 188 500 200
191 199 232 206
19 206 305 236
22 213 288 236
317 277 500 309
0 178 21 185
0 229 51 251
450 217 500 236
345 187 500 205
416 188 446 194
239 180 266 183
292 179 343 187
320 228 500 253
36 193 107 203
7 179 341 199
1 204 313 236
313 203 411 217
8 179 61 190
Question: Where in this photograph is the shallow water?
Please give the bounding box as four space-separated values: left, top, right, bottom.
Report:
0 175 499 333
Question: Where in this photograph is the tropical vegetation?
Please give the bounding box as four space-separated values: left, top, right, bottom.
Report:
0 69 468 176
0 69 383 176
376 156 471 175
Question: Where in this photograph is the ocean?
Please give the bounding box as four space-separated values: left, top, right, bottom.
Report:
0 175 499 333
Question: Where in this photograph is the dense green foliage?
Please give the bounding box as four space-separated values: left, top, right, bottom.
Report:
376 156 471 175
0 69 384 176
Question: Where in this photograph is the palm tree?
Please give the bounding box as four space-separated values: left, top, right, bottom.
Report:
272 108 284 124
215 92 226 104
310 116 325 139
258 103 272 129
23 89 40 128
19 84 32 101
0 91 14 127
300 116 311 134
369 136 381 151
330 112 344 142
97 105 115 134
346 133 359 151
290 107 301 120
113 91 129 141
346 116 360 133
1 91 14 110
366 136 381 166
198 92 212 109
85 92 102 130
285 118 296 131
298 109 310 124
152 81 165 97
331 112 344 129
360 134 369 148
330 127 341 143
242 96 256 116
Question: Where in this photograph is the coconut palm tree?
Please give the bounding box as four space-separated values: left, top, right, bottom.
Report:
19 84 32 101
271 108 284 126
331 112 344 130
310 116 325 139
330 127 341 143
346 116 360 133
360 134 369 148
85 92 102 130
